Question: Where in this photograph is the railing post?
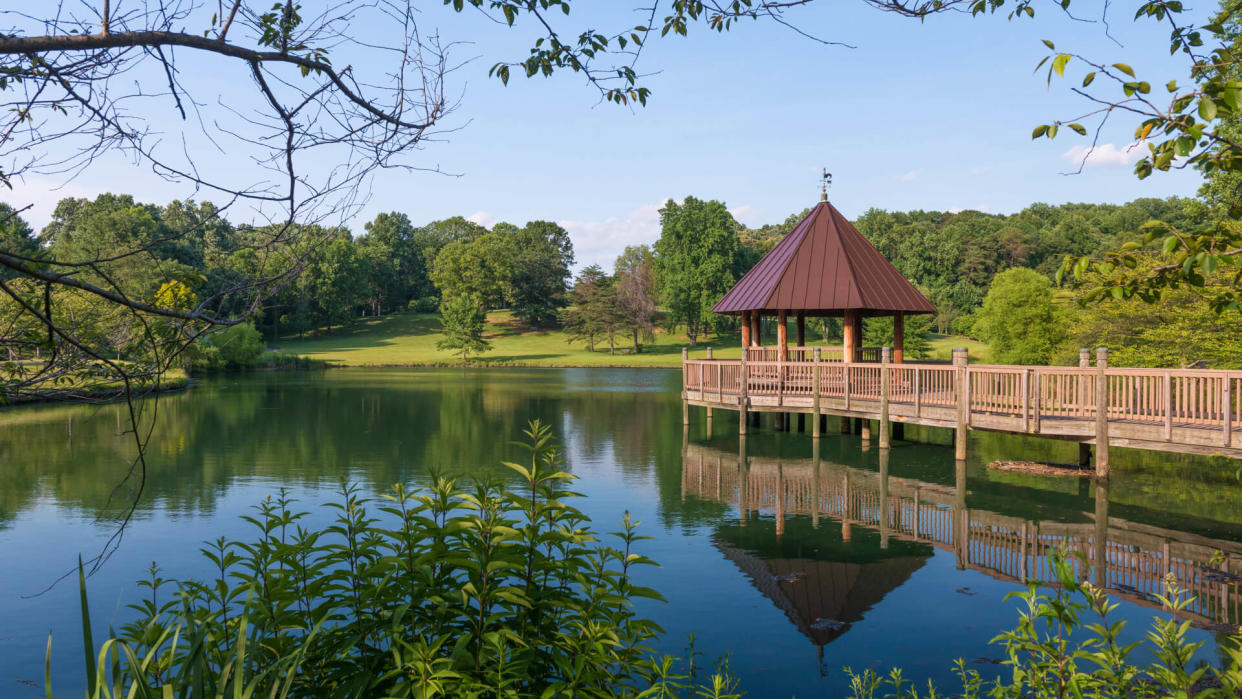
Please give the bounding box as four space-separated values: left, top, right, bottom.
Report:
812 348 822 439
1224 373 1233 448
1032 370 1041 433
706 346 713 360
1022 369 1031 433
844 352 852 412
1095 347 1110 479
777 342 784 407
1164 371 1173 441
739 347 748 436
682 345 691 426
880 347 892 449
913 365 922 418
953 347 968 461
1079 348 1091 420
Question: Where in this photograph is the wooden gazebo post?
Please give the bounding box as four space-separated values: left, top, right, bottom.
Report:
796 312 806 348
777 310 788 360
893 311 905 363
750 312 761 348
842 309 858 362
741 310 752 348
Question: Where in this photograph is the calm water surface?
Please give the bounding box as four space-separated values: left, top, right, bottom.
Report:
2 368 1241 696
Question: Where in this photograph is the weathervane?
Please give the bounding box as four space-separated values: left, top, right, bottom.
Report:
820 169 832 202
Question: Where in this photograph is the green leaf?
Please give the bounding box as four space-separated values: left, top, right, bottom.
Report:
1113 62 1135 77
1082 71 1095 87
1032 124 1049 139
1199 97 1218 121
1068 123 1087 135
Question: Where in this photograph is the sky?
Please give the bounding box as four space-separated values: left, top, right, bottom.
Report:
3 0 1211 270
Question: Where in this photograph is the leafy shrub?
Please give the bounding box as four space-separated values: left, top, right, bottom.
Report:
193 322 265 370
62 422 739 698
408 296 440 314
844 548 1242 698
256 351 329 370
950 313 976 338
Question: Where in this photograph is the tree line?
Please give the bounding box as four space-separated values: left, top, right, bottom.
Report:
3 191 1229 367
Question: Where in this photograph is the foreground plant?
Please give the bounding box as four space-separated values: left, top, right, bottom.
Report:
57 420 739 698
845 548 1242 698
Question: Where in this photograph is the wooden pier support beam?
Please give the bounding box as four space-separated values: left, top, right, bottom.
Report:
1095 347 1110 479
860 419 871 445
879 346 892 449
953 347 969 461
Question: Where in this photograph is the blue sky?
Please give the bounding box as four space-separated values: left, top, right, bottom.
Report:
5 1 1209 269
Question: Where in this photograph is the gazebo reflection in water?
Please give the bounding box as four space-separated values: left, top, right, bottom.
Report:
680 439 1242 661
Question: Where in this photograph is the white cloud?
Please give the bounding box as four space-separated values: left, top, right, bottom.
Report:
729 204 762 227
560 203 663 272
900 169 920 182
466 210 497 229
1061 142 1145 170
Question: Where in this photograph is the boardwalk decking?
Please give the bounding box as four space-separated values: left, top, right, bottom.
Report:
682 442 1242 628
682 350 1242 461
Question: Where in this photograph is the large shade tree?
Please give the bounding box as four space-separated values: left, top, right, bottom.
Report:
974 268 1068 365
653 197 741 346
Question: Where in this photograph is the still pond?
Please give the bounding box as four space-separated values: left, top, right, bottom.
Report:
1 368 1241 696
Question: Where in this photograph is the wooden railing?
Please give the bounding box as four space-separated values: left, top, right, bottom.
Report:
743 346 882 363
683 354 1242 453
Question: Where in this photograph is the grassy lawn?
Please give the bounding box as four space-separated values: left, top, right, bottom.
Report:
275 311 990 368
927 333 991 362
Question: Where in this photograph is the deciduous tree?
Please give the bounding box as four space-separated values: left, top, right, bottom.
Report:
437 294 490 361
615 245 658 352
653 197 741 346
974 268 1068 366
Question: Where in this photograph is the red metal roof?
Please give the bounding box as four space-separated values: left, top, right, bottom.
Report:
712 201 936 315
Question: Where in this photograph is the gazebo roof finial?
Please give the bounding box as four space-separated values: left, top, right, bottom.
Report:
820 168 832 203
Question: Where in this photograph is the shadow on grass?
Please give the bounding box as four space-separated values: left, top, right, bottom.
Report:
475 354 565 363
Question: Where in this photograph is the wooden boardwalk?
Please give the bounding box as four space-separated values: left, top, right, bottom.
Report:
682 442 1242 628
682 348 1242 465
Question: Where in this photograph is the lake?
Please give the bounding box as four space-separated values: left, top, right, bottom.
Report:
2 368 1241 696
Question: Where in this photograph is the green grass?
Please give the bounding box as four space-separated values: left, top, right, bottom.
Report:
927 332 991 362
275 311 990 368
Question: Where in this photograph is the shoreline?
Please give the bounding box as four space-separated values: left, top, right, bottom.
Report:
1 374 192 409
315 361 683 370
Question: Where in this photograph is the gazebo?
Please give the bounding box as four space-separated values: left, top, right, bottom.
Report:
712 192 935 362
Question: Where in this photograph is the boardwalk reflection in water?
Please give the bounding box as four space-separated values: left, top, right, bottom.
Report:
681 438 1242 655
